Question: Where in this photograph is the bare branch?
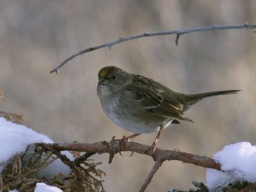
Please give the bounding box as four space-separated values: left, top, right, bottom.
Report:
41 140 221 191
139 158 163 192
50 23 256 74
48 141 220 170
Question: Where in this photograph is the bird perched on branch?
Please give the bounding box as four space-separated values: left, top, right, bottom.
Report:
97 66 240 152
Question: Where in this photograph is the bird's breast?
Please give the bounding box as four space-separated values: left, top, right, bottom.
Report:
99 94 170 134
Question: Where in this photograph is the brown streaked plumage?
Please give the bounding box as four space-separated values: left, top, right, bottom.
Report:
97 66 240 151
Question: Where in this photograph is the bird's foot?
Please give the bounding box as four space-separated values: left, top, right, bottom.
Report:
115 133 141 156
144 143 158 154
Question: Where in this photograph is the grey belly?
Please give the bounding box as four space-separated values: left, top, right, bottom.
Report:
101 96 172 134
106 110 172 134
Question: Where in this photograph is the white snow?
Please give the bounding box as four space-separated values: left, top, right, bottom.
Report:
0 117 73 178
34 183 63 192
206 142 256 190
0 117 52 165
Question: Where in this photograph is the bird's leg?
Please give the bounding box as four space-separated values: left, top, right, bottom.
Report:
122 133 141 142
145 125 164 153
115 133 140 143
119 133 140 149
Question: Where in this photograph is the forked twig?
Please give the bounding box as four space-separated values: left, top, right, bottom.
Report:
40 140 221 191
50 23 256 74
139 158 163 192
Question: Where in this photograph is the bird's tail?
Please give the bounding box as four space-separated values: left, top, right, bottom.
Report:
184 90 240 108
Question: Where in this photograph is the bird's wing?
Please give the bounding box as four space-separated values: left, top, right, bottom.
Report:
126 75 193 122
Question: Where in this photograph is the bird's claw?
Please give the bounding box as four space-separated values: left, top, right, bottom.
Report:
118 136 134 156
111 135 135 156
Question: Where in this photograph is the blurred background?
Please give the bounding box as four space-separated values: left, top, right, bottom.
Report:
0 0 255 191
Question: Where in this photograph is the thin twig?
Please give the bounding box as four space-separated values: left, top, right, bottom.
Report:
50 23 256 74
37 143 82 179
74 152 96 165
139 158 163 192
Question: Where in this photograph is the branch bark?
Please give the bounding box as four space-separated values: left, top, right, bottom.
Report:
50 23 256 74
38 140 221 191
139 158 163 192
45 141 221 170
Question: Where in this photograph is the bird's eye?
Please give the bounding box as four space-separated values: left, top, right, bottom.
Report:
112 75 117 80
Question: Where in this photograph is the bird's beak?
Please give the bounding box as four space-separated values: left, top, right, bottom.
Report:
98 77 106 84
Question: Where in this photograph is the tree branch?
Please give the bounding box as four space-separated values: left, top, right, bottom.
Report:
47 141 220 170
139 158 163 192
50 23 256 74
39 140 221 192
